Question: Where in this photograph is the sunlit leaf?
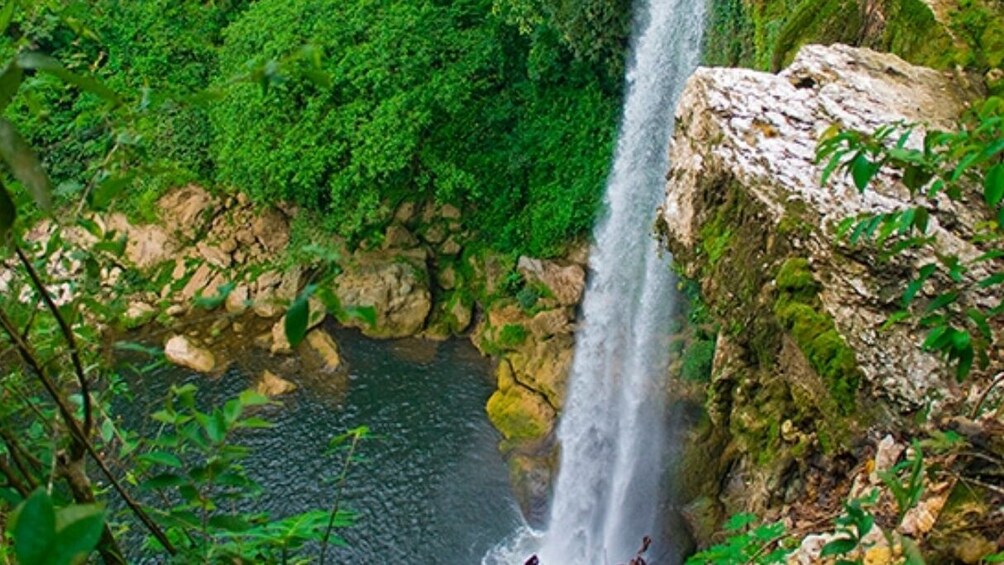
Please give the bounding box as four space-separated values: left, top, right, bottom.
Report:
985 163 1004 208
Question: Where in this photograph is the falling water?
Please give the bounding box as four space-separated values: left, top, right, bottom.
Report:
486 0 706 563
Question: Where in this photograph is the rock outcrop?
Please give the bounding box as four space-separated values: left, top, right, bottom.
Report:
164 335 216 373
659 43 998 543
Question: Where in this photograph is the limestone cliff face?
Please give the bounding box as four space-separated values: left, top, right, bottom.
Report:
658 44 996 538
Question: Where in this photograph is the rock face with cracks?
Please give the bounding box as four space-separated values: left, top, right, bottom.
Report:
658 43 998 546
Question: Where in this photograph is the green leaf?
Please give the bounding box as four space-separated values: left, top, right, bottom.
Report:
140 473 188 490
851 153 878 191
0 61 23 114
820 537 858 557
138 451 183 468
10 490 56 565
52 504 104 565
0 119 52 213
924 292 958 314
209 515 252 532
978 272 1004 289
285 293 311 349
91 174 133 210
238 389 270 407
0 180 15 245
16 53 123 106
0 1 15 35
985 163 1004 208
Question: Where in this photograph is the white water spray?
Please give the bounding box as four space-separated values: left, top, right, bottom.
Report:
486 0 706 562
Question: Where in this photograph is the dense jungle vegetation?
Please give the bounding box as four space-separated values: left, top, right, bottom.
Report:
0 0 633 259
2 0 1003 562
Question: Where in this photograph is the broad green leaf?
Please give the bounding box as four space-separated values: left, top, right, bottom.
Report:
985 163 1004 208
820 537 858 557
238 389 270 407
91 174 133 210
140 473 188 490
850 153 878 191
16 53 123 106
0 61 23 114
52 504 104 565
0 180 15 245
285 293 311 348
209 515 252 532
138 451 183 468
10 489 56 565
0 119 52 213
0 1 15 35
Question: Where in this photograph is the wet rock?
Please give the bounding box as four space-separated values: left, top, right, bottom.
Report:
485 360 556 441
164 335 215 373
256 370 297 397
225 284 250 314
333 250 431 338
304 329 341 372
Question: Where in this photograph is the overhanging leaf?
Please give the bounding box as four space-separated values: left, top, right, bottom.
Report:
0 179 14 245
10 489 56 565
0 118 52 213
284 288 314 348
16 52 123 106
0 60 23 114
52 504 104 565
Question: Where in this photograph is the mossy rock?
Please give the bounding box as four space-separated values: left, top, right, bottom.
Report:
485 386 555 441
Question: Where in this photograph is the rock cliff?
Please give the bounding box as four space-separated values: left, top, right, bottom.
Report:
659 43 1001 549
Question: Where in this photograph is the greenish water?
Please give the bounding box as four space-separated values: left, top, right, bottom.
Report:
123 328 523 563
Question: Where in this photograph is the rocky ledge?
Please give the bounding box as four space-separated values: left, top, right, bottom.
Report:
659 43 1002 556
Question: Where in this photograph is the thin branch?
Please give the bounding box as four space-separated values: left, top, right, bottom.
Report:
971 372 1004 419
0 308 176 554
15 246 93 437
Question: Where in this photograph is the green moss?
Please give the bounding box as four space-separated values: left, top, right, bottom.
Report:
497 324 529 349
699 206 734 267
681 338 717 382
485 388 550 441
771 0 864 71
774 261 861 414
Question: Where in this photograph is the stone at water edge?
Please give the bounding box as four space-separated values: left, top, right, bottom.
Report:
269 297 327 354
256 370 297 397
164 335 216 373
304 329 341 372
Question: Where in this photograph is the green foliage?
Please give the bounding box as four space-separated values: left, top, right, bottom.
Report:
817 97 1004 380
686 513 792 564
212 0 617 256
820 491 880 562
498 323 529 348
7 490 105 565
702 0 756 67
681 338 716 382
771 0 863 71
140 384 356 561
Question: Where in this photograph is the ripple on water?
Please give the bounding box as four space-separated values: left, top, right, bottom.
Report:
120 328 524 564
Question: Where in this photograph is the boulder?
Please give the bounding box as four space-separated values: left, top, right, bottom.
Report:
485 360 556 441
251 209 290 252
164 335 215 373
304 329 341 372
333 250 431 338
661 44 981 409
517 257 586 307
157 185 216 240
256 370 297 397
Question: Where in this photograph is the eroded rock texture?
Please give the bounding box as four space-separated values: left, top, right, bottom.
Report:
659 43 999 543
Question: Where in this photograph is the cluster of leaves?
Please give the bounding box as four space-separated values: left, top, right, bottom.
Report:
688 445 930 564
1 3 369 562
817 96 1004 380
211 0 621 256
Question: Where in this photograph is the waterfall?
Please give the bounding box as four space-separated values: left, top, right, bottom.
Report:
485 0 707 563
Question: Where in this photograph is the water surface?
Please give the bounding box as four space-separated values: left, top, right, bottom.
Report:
123 328 522 564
